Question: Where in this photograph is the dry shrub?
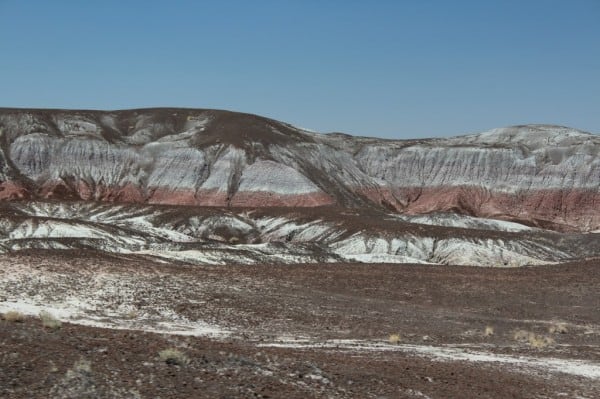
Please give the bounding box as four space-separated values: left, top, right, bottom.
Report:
125 310 138 320
549 323 568 334
513 330 529 341
528 334 554 349
388 334 401 345
51 358 141 398
2 310 25 322
49 358 94 398
158 348 189 366
513 329 554 349
39 310 62 330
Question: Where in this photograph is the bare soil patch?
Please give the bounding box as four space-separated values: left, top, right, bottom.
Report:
1 251 599 397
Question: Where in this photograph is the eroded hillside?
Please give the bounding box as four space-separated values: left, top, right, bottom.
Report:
1 108 599 232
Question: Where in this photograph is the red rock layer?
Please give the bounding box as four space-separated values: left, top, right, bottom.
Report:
32 182 337 208
147 188 231 206
10 176 600 231
147 188 200 206
355 187 405 211
361 185 600 232
0 181 28 200
230 191 335 207
39 181 146 203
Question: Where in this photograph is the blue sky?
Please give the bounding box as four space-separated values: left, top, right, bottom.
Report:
0 0 598 138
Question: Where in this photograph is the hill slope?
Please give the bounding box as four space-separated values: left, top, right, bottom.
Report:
1 108 599 232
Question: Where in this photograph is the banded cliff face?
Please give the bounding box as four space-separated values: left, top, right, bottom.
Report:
0 108 598 231
355 126 600 231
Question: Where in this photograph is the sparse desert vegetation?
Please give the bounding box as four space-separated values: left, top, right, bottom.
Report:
0 252 599 398
2 310 25 322
549 322 568 334
528 334 555 349
388 333 401 344
513 330 555 349
125 309 138 319
158 348 189 366
39 310 62 330
49 357 141 399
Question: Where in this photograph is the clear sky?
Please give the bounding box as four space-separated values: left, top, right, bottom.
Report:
0 0 598 138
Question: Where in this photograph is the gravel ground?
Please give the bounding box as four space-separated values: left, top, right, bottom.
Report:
1 251 599 398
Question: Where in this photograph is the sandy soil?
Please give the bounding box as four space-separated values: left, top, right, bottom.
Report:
1 250 599 398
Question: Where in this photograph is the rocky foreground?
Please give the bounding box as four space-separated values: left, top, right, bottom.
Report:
1 251 599 398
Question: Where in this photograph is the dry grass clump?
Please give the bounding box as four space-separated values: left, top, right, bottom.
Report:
549 322 568 335
39 310 62 330
484 326 494 337
158 348 189 366
49 358 94 398
70 358 92 374
513 329 554 349
528 334 554 349
125 309 138 320
51 357 142 398
513 329 530 341
388 334 402 345
2 310 25 322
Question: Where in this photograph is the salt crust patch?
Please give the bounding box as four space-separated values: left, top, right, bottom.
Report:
393 213 535 232
330 233 555 267
0 299 228 338
135 245 337 265
2 294 597 379
0 262 229 338
259 339 600 380
255 217 343 242
117 215 194 242
342 253 432 264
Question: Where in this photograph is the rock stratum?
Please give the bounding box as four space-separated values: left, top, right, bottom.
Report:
1 108 599 232
0 107 599 267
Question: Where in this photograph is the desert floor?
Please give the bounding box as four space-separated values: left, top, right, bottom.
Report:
1 251 599 398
